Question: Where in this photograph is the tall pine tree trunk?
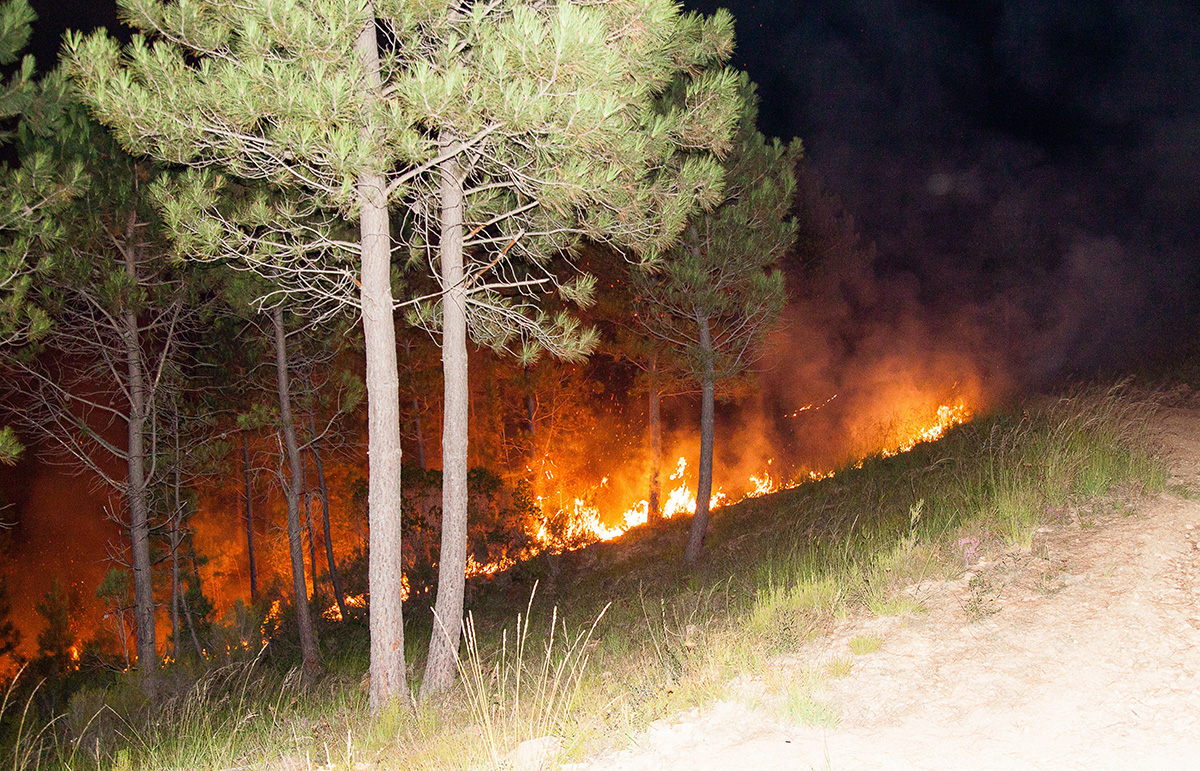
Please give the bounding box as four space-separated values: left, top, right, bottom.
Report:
421 138 468 700
683 314 715 565
356 11 407 716
309 413 347 622
120 235 156 699
648 355 662 522
242 433 258 603
270 305 320 674
169 496 181 661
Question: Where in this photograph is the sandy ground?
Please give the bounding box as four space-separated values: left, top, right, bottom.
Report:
566 407 1200 770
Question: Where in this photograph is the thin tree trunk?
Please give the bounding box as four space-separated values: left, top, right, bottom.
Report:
304 481 318 599
118 615 130 670
120 230 156 700
270 305 320 675
356 11 407 715
412 396 426 471
421 137 468 700
402 340 428 471
524 367 537 437
648 355 662 523
170 510 181 660
309 412 347 622
683 314 715 565
174 432 204 661
242 433 258 603
170 408 182 661
179 570 204 659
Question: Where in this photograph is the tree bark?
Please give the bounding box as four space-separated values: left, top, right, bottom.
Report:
421 137 468 700
308 412 347 622
683 314 715 565
242 433 258 603
170 408 182 661
120 233 156 700
178 582 203 659
648 354 662 523
412 396 426 471
402 340 428 471
304 481 319 599
356 10 407 715
270 305 320 674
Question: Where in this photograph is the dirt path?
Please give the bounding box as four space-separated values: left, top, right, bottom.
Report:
568 407 1200 770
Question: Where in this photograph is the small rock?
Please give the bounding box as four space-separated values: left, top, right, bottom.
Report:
506 735 563 771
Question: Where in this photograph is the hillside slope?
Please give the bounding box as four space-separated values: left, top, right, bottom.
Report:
569 407 1200 770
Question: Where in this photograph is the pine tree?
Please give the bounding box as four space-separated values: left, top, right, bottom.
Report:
267 304 321 673
35 580 77 678
66 0 741 705
0 2 85 464
634 77 800 564
1 92 211 698
95 568 133 669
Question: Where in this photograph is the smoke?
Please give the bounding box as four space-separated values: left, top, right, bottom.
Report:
690 0 1200 381
0 455 121 658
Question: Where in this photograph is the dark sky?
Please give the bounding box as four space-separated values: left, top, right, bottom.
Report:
687 0 1200 380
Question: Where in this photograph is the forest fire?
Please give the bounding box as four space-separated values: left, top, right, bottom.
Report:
456 398 975 579
321 593 369 621
879 403 973 458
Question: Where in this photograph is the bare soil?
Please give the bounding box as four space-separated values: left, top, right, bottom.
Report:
568 407 1200 770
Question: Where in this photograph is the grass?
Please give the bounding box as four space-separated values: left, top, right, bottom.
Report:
847 634 882 656
780 688 839 729
3 381 1167 769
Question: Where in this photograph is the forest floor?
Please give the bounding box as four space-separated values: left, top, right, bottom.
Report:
564 406 1200 770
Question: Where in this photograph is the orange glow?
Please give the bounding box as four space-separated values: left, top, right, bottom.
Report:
322 592 374 622
879 402 972 457
463 400 974 573
261 600 282 638
186 393 974 638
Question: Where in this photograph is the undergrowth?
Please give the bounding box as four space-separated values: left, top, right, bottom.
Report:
2 382 1166 769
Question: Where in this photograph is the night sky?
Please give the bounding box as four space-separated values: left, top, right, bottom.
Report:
699 0 1200 382
8 0 1200 652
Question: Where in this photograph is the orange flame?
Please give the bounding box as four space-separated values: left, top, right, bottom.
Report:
261 599 282 638
314 399 977 619
322 591 373 622
511 400 973 557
